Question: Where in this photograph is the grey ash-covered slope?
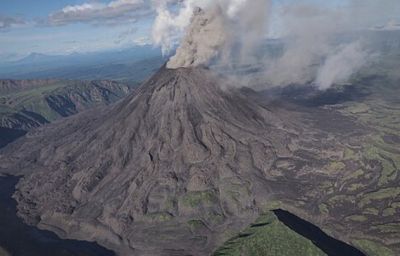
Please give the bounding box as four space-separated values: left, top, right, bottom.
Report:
1 66 399 255
0 66 293 255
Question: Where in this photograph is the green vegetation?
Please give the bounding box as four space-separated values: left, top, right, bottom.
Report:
343 169 364 181
382 208 396 217
5 83 64 97
145 212 173 222
372 223 400 233
363 208 379 216
339 81 400 190
262 200 284 211
0 80 132 131
343 148 358 160
390 202 400 209
182 190 218 207
213 212 326 256
346 103 370 114
318 204 329 214
362 141 398 186
328 195 355 206
345 215 367 222
1 82 77 122
358 188 400 207
354 240 394 256
326 161 345 172
187 219 207 231
347 183 364 192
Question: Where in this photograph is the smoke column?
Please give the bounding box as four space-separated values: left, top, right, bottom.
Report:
152 0 271 69
152 0 400 89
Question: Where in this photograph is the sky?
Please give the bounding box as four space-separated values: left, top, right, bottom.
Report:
0 0 398 61
0 0 155 60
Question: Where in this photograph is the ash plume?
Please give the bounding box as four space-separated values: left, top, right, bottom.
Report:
167 6 228 69
152 0 271 69
152 0 400 89
316 41 371 90
261 3 377 89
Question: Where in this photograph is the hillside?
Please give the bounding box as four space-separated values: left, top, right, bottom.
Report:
0 65 399 255
0 79 135 148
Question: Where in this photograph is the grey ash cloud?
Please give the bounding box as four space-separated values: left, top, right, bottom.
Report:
160 0 400 89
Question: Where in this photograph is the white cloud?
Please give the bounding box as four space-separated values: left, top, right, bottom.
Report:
114 27 139 44
133 36 151 45
0 15 26 31
372 19 400 31
49 0 149 26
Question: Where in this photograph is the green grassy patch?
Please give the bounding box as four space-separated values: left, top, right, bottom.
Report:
345 215 367 222
187 219 207 231
145 212 173 222
343 169 364 182
390 202 400 208
363 208 379 216
182 190 218 208
318 204 329 214
372 223 400 233
358 188 400 207
346 103 370 114
6 83 66 98
346 183 364 192
354 239 394 256
362 143 398 186
328 195 356 206
213 212 326 256
382 208 396 217
327 161 346 172
343 148 359 160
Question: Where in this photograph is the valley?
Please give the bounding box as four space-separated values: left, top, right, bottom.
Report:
0 79 135 148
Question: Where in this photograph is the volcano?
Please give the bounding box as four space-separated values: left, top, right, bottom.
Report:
1 66 399 255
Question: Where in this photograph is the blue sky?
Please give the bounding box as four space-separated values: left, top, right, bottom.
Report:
0 0 397 60
0 0 155 60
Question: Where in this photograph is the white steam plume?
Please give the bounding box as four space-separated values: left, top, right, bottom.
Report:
261 2 387 89
152 0 209 55
152 0 271 69
316 42 370 90
167 6 228 69
152 0 398 89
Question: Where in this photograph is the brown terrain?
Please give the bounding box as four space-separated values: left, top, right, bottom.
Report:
0 66 399 255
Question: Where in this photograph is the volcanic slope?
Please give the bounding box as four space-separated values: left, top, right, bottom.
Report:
0 66 397 255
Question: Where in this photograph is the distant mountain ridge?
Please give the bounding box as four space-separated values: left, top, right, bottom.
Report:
0 46 167 82
0 79 135 148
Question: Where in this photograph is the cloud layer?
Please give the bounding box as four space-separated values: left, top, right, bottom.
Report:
48 0 148 26
0 15 26 31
